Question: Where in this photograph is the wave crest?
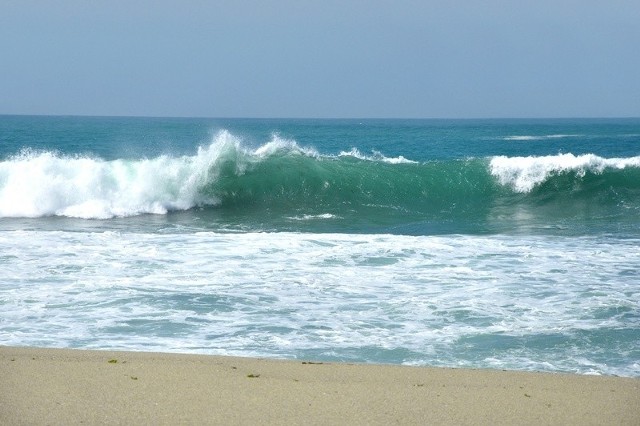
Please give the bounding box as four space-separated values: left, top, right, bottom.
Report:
0 131 334 219
2 131 640 223
490 153 640 192
338 148 418 164
0 151 208 219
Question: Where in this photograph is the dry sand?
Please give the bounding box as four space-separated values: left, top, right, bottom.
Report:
1 346 638 425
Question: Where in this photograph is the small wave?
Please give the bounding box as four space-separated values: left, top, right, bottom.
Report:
503 134 582 141
490 153 640 192
286 213 340 221
338 148 418 164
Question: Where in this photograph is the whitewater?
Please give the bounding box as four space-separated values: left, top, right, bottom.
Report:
1 116 639 377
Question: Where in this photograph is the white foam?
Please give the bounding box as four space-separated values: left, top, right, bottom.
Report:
504 136 539 141
1 230 638 376
338 148 418 164
253 134 320 158
503 134 581 141
0 147 218 219
0 131 325 219
286 213 339 221
490 153 640 192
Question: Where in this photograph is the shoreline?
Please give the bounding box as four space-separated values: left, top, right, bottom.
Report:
2 346 639 425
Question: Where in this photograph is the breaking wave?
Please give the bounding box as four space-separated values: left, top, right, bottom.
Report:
1 130 639 224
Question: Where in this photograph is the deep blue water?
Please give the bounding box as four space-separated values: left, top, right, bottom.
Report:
2 115 639 160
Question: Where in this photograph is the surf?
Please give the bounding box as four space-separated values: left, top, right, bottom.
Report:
1 130 639 234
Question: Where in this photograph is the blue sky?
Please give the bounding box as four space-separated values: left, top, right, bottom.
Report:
1 1 639 118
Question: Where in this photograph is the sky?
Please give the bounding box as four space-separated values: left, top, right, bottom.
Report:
1 0 639 119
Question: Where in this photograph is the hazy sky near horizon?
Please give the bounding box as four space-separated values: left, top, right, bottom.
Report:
1 1 639 118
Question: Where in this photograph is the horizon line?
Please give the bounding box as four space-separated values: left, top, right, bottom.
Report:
1 113 640 121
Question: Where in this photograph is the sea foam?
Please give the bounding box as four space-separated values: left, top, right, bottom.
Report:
3 132 640 221
0 149 210 218
338 148 418 164
0 131 307 219
1 229 638 376
0 131 419 219
490 153 640 192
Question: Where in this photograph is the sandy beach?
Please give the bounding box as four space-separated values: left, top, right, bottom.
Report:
1 346 638 425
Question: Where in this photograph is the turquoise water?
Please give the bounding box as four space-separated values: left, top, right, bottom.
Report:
1 116 639 376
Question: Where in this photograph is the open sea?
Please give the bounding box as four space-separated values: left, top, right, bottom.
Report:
1 115 639 377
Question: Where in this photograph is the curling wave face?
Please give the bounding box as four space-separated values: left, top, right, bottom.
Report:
1 130 639 234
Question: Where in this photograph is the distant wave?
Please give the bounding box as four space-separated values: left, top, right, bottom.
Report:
286 213 340 221
503 134 582 141
1 130 639 221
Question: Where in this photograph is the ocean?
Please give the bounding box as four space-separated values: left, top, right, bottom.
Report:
1 115 639 377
